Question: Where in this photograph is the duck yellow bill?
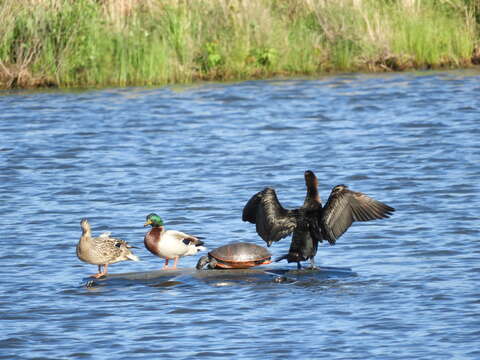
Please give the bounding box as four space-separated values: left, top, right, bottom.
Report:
143 219 152 227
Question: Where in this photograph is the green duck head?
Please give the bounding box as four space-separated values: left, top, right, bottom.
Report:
144 213 164 227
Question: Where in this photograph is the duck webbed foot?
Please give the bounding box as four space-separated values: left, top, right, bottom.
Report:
90 264 108 278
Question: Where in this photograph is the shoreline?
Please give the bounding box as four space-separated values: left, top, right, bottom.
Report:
2 61 480 91
0 62 480 91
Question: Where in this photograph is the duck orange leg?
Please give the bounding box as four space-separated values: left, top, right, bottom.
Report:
91 264 107 278
102 263 109 276
163 258 170 270
171 256 179 269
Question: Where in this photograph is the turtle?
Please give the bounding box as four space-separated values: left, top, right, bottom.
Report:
196 242 272 270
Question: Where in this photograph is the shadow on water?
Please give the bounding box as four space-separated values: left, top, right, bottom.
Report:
81 266 357 290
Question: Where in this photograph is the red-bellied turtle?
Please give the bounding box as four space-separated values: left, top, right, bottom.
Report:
196 242 272 269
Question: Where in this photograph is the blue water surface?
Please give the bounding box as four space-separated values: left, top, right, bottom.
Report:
0 70 479 359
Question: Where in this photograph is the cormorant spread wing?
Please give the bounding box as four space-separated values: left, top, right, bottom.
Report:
320 185 395 245
242 187 297 246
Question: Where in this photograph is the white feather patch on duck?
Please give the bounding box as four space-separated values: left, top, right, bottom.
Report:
144 227 206 260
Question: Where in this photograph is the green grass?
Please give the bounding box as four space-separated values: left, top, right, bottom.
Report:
0 0 478 88
389 1 475 67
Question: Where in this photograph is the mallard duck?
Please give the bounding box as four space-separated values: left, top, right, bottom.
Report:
143 213 206 269
76 218 139 278
242 170 395 269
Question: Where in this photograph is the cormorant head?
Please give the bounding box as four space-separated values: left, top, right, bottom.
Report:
304 170 320 204
304 170 318 186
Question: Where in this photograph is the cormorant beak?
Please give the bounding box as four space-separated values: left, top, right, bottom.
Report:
143 219 152 227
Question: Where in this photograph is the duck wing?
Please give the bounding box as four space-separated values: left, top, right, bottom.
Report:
169 230 204 246
242 187 297 246
320 185 395 245
93 235 138 261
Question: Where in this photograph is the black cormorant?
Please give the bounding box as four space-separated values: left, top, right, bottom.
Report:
242 170 395 268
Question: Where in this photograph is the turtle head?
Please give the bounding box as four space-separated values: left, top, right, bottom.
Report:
144 213 164 227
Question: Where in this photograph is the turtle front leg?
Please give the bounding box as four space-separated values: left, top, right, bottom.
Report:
208 257 218 269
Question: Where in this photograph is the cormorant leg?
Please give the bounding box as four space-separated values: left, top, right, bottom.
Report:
308 257 318 270
172 257 179 269
297 262 302 270
163 258 169 270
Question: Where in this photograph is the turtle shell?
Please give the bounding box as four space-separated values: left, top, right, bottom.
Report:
209 242 272 269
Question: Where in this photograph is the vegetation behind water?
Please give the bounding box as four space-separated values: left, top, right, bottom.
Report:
0 0 479 89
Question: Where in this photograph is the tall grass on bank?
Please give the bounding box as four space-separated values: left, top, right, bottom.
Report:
0 0 478 88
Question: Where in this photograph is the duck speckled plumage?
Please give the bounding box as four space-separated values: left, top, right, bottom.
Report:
242 170 395 268
143 213 206 270
76 218 139 278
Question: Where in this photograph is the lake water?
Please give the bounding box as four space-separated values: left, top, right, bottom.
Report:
0 70 479 359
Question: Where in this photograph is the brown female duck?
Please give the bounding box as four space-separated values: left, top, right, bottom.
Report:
76 218 139 278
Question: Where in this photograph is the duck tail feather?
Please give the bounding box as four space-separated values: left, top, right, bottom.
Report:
127 254 140 261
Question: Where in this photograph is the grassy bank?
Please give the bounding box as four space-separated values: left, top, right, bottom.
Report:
0 0 478 89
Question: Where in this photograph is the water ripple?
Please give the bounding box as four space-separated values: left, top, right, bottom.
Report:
1 70 479 359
